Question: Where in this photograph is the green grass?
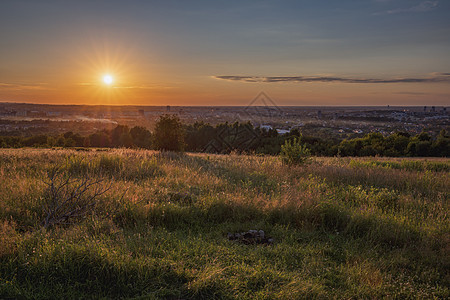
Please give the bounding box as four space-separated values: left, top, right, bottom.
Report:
0 148 449 299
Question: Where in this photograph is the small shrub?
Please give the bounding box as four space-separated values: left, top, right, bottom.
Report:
41 166 111 228
280 137 311 165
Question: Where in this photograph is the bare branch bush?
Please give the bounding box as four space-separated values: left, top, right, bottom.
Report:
41 166 112 229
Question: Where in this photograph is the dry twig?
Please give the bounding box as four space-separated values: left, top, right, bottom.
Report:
42 166 112 228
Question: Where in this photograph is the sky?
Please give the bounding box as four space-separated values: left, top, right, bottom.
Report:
0 0 449 106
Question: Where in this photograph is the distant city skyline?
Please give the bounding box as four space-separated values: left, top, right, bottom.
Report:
1 0 449 106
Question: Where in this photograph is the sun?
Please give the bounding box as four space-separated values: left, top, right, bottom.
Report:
103 74 114 85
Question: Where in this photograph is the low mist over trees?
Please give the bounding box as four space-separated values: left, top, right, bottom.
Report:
0 115 448 157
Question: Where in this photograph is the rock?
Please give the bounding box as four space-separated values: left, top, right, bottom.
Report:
226 229 273 245
243 232 253 239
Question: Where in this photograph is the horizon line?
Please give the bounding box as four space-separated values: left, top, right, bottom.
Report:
0 101 448 108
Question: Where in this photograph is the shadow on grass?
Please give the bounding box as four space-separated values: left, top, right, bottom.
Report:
0 245 193 299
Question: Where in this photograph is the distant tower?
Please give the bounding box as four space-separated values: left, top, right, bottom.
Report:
166 105 171 112
424 106 427 112
387 105 390 109
317 110 322 119
431 106 435 112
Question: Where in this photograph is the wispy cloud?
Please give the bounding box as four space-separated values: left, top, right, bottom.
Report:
374 1 439 15
393 92 428 95
393 91 450 97
0 82 50 91
214 73 450 84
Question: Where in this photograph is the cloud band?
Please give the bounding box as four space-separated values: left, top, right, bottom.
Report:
214 73 450 84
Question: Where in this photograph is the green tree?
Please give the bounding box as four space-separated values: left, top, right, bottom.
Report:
130 126 152 149
111 125 133 148
184 121 215 151
89 131 111 148
154 114 185 151
407 132 433 157
64 138 76 148
384 132 410 156
432 129 449 157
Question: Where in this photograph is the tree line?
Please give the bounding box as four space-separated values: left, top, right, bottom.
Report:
0 115 448 157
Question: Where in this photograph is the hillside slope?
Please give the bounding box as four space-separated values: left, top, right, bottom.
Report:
0 149 448 299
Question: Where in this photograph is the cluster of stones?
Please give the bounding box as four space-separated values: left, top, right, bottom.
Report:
227 230 273 245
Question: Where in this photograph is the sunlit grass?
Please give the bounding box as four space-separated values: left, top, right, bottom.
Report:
0 149 448 298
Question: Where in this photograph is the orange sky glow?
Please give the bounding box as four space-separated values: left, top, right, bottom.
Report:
1 1 449 106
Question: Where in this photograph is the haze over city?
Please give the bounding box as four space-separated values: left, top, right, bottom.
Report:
1 0 450 106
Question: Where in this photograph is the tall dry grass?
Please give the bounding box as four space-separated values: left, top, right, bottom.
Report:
0 148 448 299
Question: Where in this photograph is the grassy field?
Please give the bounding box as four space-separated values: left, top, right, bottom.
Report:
0 149 448 299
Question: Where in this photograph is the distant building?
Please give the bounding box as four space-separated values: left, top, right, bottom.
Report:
27 110 44 117
0 110 17 116
46 111 61 117
424 106 427 112
260 125 273 131
166 105 171 112
317 110 322 119
276 129 290 134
